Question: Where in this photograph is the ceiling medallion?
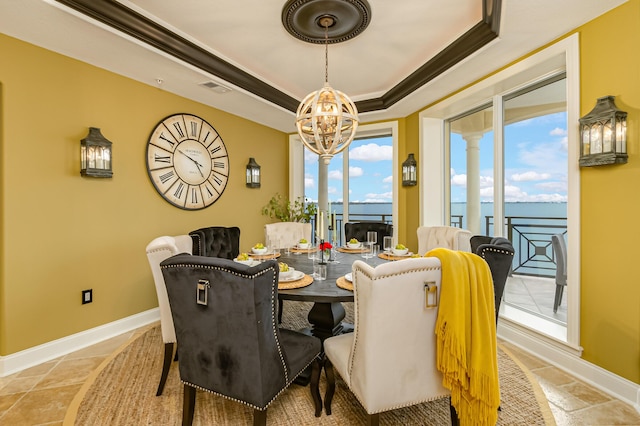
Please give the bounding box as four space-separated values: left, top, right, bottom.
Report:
281 0 372 44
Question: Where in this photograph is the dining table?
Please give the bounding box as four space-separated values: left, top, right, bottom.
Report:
276 248 387 341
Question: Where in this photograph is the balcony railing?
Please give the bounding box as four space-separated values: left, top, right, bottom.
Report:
310 213 392 246
484 215 567 278
311 211 566 278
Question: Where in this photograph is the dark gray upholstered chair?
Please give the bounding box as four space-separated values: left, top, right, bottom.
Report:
161 254 323 425
551 233 568 313
189 226 240 259
472 236 515 322
344 222 392 246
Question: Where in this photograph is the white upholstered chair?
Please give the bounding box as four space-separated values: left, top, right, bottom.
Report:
145 235 192 396
264 222 312 249
323 258 457 426
417 225 472 255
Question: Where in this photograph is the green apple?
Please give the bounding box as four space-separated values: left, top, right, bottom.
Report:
237 253 249 261
395 244 406 250
299 238 308 243
279 262 289 272
254 243 265 249
349 238 359 244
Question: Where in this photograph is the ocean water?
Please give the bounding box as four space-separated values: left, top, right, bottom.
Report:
323 202 567 226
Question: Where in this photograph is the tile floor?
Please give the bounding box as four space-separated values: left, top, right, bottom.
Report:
1 325 639 425
504 274 567 324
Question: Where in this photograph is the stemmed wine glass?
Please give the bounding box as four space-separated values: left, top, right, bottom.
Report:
383 236 393 253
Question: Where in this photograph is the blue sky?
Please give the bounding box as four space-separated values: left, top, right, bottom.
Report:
450 111 568 203
305 136 393 203
304 112 567 204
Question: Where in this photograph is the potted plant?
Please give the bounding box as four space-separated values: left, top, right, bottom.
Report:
261 193 317 223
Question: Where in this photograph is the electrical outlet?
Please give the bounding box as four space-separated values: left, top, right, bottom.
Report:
82 289 93 304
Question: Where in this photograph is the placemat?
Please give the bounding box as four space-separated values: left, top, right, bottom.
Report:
249 252 281 260
290 247 317 254
278 274 313 290
337 247 368 253
378 252 414 261
336 276 353 291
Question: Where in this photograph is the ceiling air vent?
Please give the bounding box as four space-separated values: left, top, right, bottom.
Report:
200 81 231 94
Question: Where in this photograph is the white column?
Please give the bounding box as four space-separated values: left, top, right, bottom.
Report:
463 133 482 234
317 156 329 241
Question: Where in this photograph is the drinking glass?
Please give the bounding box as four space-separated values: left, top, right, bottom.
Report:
367 231 378 246
383 236 393 253
361 242 372 260
313 263 327 280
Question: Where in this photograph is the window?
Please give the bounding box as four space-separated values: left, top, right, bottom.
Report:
290 122 399 246
420 35 581 352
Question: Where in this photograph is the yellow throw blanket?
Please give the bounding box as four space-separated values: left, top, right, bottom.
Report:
427 248 500 426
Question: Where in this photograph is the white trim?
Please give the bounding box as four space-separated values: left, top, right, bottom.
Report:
420 118 445 226
0 308 159 377
564 34 582 346
288 137 304 202
499 321 640 412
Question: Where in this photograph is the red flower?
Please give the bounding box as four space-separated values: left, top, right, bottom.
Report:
319 242 333 251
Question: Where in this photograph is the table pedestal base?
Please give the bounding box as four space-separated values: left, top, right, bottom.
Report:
308 302 346 341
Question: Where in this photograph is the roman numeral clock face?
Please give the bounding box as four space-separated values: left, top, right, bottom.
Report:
146 113 229 210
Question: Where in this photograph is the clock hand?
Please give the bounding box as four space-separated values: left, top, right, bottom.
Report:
177 149 205 178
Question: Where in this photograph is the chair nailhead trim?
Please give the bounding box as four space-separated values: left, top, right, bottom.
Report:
166 262 313 411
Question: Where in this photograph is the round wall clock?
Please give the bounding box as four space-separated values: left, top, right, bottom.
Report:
146 113 229 210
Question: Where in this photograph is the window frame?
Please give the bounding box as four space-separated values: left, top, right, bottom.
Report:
419 34 581 354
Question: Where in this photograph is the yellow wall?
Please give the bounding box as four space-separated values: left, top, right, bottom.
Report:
575 0 640 383
2 0 639 386
0 34 288 354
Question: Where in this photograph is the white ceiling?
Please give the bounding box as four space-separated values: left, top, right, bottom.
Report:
0 0 626 133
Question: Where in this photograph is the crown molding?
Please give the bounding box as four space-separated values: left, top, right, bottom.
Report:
54 0 501 114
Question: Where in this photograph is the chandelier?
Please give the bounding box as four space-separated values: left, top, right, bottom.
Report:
282 0 371 165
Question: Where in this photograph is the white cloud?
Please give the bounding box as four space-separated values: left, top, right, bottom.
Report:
451 174 467 186
349 166 364 177
364 191 393 202
535 181 567 192
382 175 393 183
349 144 393 161
550 127 567 136
480 175 494 188
328 186 337 194
511 171 551 181
503 184 567 202
328 170 343 180
305 173 315 188
304 149 318 163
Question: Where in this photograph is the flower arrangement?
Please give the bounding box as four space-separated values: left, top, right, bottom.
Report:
319 241 333 263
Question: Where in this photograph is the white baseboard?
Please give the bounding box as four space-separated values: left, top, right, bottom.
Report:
499 320 640 413
0 308 160 377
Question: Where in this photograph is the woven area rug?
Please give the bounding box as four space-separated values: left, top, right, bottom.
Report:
65 301 555 425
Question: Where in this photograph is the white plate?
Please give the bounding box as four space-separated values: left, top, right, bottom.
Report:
279 267 295 279
390 251 413 257
344 273 353 282
234 259 260 267
279 270 305 282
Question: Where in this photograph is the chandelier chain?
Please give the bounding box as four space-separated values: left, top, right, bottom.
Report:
324 22 329 84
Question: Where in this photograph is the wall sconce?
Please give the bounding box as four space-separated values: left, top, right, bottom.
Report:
80 127 113 178
579 96 627 167
402 153 417 186
246 157 261 188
